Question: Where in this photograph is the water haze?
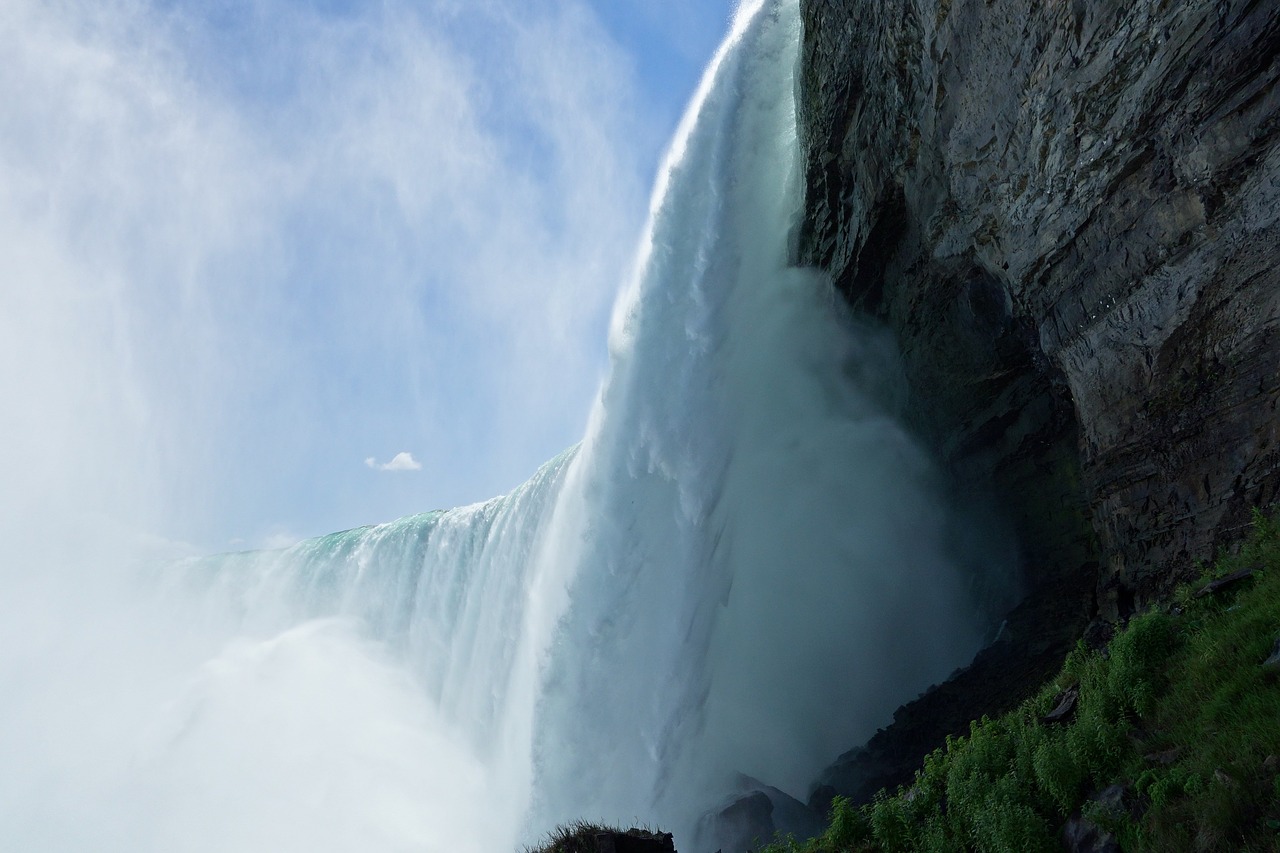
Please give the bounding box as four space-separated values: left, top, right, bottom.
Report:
0 1 1018 850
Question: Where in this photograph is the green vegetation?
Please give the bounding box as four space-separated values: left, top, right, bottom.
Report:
763 509 1280 852
526 821 671 853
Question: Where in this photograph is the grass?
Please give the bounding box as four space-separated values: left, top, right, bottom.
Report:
761 508 1280 852
525 821 673 853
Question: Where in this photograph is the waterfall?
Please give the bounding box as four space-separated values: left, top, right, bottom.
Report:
522 0 999 836
0 1 1014 850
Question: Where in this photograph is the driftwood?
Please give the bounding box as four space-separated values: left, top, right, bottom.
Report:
1194 568 1256 598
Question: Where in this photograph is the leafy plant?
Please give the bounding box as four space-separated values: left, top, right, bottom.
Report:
758 508 1280 853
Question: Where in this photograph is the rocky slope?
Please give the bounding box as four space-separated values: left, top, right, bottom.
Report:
797 0 1280 812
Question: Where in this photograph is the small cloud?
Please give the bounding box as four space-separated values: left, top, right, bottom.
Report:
365 451 422 472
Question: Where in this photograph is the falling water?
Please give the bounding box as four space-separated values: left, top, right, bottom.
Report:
0 1 1015 851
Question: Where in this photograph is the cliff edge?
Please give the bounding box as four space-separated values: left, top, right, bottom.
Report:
798 0 1280 809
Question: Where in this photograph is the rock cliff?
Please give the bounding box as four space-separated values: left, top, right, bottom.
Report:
798 0 1280 808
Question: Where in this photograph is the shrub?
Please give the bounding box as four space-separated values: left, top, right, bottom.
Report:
759 509 1280 853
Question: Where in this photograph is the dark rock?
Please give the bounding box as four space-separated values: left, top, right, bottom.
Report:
1194 567 1256 597
1262 636 1280 672
533 827 676 853
757 784 825 843
697 791 772 853
590 830 676 853
800 0 1280 809
1042 686 1080 725
697 778 825 853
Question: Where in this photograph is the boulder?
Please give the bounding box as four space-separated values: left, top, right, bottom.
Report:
697 777 825 853
1262 636 1280 673
1042 686 1080 725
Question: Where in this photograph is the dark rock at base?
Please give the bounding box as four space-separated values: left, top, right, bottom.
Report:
590 830 677 853
697 778 825 853
533 826 677 853
760 784 825 843
701 791 772 853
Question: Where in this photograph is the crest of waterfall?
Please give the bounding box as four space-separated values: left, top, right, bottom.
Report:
0 1 1017 851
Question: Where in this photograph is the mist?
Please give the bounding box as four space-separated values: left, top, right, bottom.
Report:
0 0 669 553
0 0 696 848
0 1 1014 851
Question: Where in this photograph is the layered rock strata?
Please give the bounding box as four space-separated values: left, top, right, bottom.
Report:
799 0 1280 808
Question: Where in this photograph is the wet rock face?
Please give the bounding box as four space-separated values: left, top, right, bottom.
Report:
799 0 1280 613
695 779 825 853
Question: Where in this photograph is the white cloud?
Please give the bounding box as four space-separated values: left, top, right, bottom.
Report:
365 452 423 473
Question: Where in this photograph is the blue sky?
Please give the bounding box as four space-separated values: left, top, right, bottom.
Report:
0 0 737 553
